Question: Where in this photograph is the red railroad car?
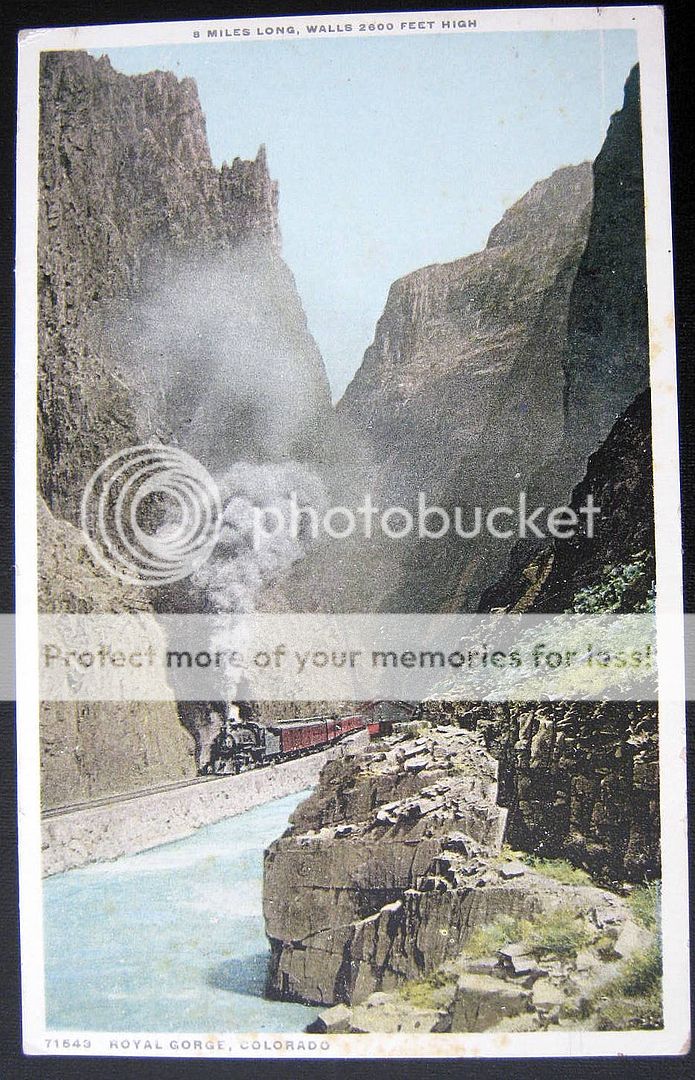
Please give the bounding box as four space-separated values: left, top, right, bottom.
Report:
335 714 368 737
278 718 329 755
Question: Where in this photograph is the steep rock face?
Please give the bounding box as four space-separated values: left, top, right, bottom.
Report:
38 497 196 809
38 51 324 522
477 699 657 882
264 728 510 1005
479 389 654 616
417 696 658 883
435 65 649 614
563 66 648 460
336 162 592 611
338 65 648 614
338 163 593 509
264 729 651 1014
36 52 333 801
417 391 658 881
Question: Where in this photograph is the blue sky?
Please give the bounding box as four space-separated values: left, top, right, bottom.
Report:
94 30 638 399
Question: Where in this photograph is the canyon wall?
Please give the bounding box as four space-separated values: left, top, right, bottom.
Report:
338 65 648 615
38 51 331 521
263 393 660 1018
37 52 334 806
339 160 593 503
37 495 197 810
469 389 658 881
263 67 659 1025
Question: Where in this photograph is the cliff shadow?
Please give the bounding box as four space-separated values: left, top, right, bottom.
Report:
206 952 269 998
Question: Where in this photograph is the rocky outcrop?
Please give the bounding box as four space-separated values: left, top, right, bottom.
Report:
460 700 657 883
263 729 659 1027
264 728 509 1005
563 65 648 461
416 392 658 882
312 893 659 1033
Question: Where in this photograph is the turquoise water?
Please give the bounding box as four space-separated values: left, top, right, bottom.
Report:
43 791 317 1033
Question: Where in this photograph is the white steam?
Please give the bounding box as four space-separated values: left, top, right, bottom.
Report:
100 241 341 704
102 239 332 476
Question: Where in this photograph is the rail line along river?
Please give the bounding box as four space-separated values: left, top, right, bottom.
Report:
43 791 317 1033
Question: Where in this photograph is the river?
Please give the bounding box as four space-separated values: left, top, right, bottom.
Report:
43 790 318 1033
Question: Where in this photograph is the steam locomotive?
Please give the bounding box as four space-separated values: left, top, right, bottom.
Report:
205 710 390 775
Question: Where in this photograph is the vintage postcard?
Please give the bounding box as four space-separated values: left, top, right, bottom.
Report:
15 5 689 1060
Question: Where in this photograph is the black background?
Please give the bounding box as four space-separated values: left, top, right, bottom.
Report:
1 1 692 1077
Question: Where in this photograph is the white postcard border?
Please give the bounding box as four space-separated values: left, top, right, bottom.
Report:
15 6 689 1058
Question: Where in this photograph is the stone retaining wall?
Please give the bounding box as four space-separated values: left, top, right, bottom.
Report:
42 735 367 877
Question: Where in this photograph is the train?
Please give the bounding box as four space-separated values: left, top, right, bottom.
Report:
205 709 393 775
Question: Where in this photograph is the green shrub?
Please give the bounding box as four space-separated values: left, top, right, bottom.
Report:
571 552 655 614
627 881 661 932
398 968 454 1009
595 990 663 1031
524 856 594 887
591 944 663 1031
595 934 618 960
464 907 592 961
524 908 593 959
609 944 662 999
492 844 527 864
463 914 529 959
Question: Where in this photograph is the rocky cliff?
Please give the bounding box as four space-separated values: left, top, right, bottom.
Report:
262 64 660 1029
38 496 197 810
338 163 593 507
263 382 660 1020
479 388 654 616
37 51 333 805
264 727 516 1005
264 729 659 1032
450 389 658 883
38 50 330 521
563 65 649 461
338 65 648 614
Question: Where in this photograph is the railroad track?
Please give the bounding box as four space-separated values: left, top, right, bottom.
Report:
42 728 372 820
41 771 247 820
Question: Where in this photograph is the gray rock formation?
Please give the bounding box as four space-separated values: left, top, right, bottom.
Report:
312 896 658 1033
338 163 593 508
335 162 592 611
461 392 658 881
480 388 654 616
38 50 330 523
563 65 648 461
264 728 510 1005
263 728 658 1026
449 699 657 883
